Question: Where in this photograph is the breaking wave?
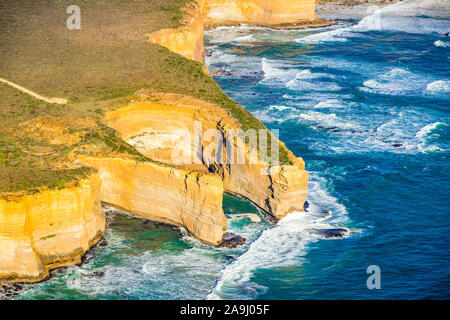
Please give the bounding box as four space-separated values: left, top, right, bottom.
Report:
299 111 361 132
426 80 450 93
260 58 299 85
434 40 450 47
208 177 349 300
416 122 448 139
296 28 350 43
296 0 450 44
360 68 449 98
353 0 450 35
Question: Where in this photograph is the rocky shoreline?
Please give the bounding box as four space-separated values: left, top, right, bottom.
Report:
316 0 402 20
1 0 321 285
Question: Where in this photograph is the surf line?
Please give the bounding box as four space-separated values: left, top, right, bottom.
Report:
0 77 68 104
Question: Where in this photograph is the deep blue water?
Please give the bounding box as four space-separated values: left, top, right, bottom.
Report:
204 6 450 299
8 2 450 300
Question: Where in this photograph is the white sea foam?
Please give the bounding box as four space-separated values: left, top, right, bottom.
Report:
360 112 447 154
64 248 224 300
260 58 300 85
362 79 411 95
261 58 283 78
233 34 255 43
416 122 447 139
205 49 261 68
268 105 297 112
204 25 271 44
209 177 349 300
426 80 450 93
299 111 361 132
313 99 345 109
206 51 238 65
309 56 382 75
361 68 435 96
287 75 342 92
298 0 450 46
288 83 341 93
434 40 450 48
292 69 336 80
360 68 449 98
251 107 298 124
353 0 450 34
261 61 339 91
295 28 350 43
205 48 263 79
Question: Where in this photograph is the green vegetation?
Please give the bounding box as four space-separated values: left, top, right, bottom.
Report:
0 0 291 193
40 234 56 241
0 167 95 194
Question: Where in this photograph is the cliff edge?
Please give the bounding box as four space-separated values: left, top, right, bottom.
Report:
0 0 310 283
148 0 326 64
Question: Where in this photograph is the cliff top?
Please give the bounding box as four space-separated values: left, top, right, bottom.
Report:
0 0 292 194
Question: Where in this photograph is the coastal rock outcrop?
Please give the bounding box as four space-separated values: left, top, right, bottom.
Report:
148 0 321 63
0 93 308 283
0 174 104 283
76 157 226 246
1 0 312 283
223 160 308 219
103 94 308 221
205 0 318 28
307 228 350 239
147 0 206 62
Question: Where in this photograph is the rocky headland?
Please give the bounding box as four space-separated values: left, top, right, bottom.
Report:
0 0 314 283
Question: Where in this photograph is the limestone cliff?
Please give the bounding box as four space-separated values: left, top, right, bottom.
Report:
205 0 318 28
222 161 308 219
0 92 308 283
76 157 226 246
103 94 308 221
148 1 206 62
0 174 104 283
148 0 321 63
1 0 311 283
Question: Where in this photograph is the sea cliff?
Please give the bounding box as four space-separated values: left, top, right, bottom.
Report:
101 95 308 221
0 0 312 283
76 157 227 246
205 0 318 28
148 0 323 63
0 174 104 283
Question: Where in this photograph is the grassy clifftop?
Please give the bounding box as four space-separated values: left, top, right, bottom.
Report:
0 0 290 193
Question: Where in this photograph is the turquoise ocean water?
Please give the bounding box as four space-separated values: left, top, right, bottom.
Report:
7 0 450 300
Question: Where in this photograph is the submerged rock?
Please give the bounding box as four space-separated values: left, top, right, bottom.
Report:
92 271 105 277
78 270 105 278
219 232 246 248
98 238 108 247
303 201 310 212
307 228 349 239
233 213 261 223
225 255 236 263
0 283 23 300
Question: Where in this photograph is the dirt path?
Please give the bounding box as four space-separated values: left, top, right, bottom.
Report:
0 77 68 104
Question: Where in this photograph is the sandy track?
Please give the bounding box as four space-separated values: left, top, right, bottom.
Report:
0 77 67 104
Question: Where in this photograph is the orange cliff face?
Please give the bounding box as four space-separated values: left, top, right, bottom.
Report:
0 93 308 283
148 0 320 63
0 1 312 284
102 94 308 220
0 174 104 283
147 0 206 63
205 0 318 28
76 157 227 246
